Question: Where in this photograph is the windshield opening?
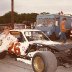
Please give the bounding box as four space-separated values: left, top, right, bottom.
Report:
10 31 25 42
24 31 49 41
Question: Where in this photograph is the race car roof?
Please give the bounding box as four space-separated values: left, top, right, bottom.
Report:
10 29 41 32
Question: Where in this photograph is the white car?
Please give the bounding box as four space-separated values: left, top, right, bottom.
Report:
9 29 58 72
1 29 72 72
9 29 61 56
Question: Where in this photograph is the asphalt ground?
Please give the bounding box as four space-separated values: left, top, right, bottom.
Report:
0 55 33 72
0 55 72 72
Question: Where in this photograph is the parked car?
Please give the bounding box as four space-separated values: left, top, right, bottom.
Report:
0 29 72 72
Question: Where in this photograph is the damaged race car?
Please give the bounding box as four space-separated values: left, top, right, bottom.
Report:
0 29 72 72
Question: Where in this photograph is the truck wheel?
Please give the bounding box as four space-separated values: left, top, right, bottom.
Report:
0 51 6 59
32 51 57 72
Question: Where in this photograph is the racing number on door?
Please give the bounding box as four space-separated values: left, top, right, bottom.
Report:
8 43 20 55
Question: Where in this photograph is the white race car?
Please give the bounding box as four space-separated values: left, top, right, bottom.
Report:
0 29 58 72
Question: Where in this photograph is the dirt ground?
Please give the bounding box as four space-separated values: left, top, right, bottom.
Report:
0 55 72 72
56 66 72 72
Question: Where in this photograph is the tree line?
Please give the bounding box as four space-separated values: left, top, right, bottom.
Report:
0 11 38 25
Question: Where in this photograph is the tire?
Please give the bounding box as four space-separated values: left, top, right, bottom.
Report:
32 51 57 72
0 51 6 59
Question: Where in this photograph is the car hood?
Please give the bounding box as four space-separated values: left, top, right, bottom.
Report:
29 40 61 45
29 40 72 51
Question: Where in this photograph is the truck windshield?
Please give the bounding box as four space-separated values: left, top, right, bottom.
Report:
24 31 49 41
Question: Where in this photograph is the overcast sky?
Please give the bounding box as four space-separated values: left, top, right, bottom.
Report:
0 0 72 16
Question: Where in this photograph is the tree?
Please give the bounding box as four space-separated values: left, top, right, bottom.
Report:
0 11 38 26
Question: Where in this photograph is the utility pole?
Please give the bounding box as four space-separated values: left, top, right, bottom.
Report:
11 0 14 29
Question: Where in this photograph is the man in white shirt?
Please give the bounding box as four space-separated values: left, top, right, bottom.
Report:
0 26 17 53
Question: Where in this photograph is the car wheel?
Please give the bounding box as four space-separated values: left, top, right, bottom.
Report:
0 51 6 59
32 51 57 72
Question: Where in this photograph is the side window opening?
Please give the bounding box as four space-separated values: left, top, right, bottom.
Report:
10 31 25 42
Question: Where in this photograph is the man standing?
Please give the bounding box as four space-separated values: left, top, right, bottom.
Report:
0 26 17 53
60 18 67 43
